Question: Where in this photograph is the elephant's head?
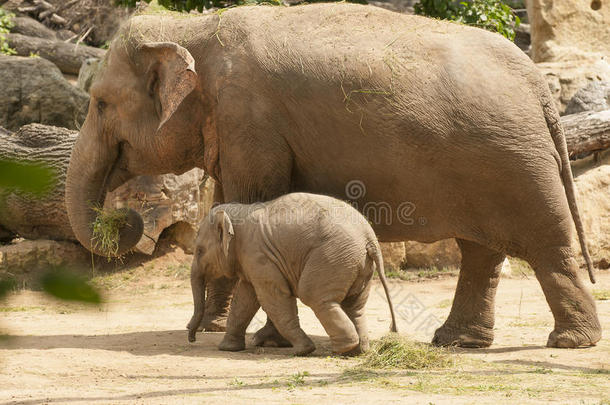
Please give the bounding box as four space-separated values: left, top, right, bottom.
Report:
65 30 208 256
187 209 235 342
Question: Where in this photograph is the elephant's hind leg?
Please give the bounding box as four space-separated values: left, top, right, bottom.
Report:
256 292 315 356
341 282 372 354
433 239 505 348
309 300 360 355
529 246 600 348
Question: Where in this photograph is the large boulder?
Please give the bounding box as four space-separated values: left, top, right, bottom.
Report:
0 239 89 275
565 81 610 115
526 0 610 63
573 161 610 270
105 170 215 255
403 239 461 269
379 242 406 270
0 55 88 131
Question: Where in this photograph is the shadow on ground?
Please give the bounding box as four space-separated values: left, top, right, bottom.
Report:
0 329 335 359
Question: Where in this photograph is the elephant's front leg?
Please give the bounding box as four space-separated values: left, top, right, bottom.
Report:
213 88 295 347
201 182 236 332
218 279 261 352
433 239 505 348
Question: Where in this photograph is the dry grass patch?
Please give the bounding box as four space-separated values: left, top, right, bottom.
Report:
358 333 455 370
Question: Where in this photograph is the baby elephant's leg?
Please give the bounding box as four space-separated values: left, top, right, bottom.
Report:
218 279 260 352
341 282 372 354
299 259 360 355
310 301 360 354
256 286 315 356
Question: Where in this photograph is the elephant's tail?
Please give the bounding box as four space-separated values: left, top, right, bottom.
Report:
367 241 398 332
541 96 596 284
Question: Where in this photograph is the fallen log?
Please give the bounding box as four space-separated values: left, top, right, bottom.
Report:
561 109 610 157
10 16 56 40
6 32 105 74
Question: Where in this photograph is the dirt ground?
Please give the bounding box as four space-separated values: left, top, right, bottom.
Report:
1 248 609 405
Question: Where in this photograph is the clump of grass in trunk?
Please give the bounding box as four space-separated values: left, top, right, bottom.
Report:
91 206 128 257
358 333 455 370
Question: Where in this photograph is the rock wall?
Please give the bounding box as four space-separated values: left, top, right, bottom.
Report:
526 0 610 63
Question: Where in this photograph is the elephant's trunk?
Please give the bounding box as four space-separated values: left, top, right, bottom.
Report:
65 128 143 257
187 264 206 342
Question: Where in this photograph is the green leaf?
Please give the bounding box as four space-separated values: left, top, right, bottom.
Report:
41 269 102 304
0 159 56 197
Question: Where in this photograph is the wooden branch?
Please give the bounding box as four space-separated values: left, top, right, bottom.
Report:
6 33 106 75
49 13 67 26
561 110 610 157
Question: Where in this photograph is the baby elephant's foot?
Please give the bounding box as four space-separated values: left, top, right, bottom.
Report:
332 341 361 357
293 338 316 356
547 325 601 348
218 333 246 352
252 324 292 348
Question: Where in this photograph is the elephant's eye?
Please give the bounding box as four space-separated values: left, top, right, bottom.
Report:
97 99 107 114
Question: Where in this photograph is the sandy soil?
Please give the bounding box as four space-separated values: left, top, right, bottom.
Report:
1 249 608 405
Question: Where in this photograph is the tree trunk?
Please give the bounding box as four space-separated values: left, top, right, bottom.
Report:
561 110 610 157
0 124 77 241
6 33 105 74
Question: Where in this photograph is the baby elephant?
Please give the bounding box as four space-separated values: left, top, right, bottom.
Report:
187 193 397 356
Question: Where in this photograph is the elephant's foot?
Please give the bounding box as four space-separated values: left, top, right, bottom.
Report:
432 323 494 348
252 323 292 348
335 342 362 357
218 333 246 352
293 338 316 357
357 337 370 354
202 315 227 332
547 326 601 348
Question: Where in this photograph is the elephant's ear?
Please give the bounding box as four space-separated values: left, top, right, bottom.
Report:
215 210 234 257
140 42 197 130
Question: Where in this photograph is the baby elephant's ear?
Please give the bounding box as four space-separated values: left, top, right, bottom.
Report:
215 210 234 257
140 42 197 130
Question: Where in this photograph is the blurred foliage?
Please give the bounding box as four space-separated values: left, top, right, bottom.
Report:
41 269 102 304
0 278 16 300
0 159 102 305
414 0 520 40
0 160 56 197
115 0 365 12
0 8 16 56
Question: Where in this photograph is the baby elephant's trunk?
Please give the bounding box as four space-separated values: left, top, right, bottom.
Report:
367 242 398 333
187 268 206 342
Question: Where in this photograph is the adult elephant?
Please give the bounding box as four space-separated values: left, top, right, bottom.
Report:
65 3 601 348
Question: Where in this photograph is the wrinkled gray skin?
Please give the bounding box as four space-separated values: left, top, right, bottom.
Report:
187 193 398 355
65 3 601 349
